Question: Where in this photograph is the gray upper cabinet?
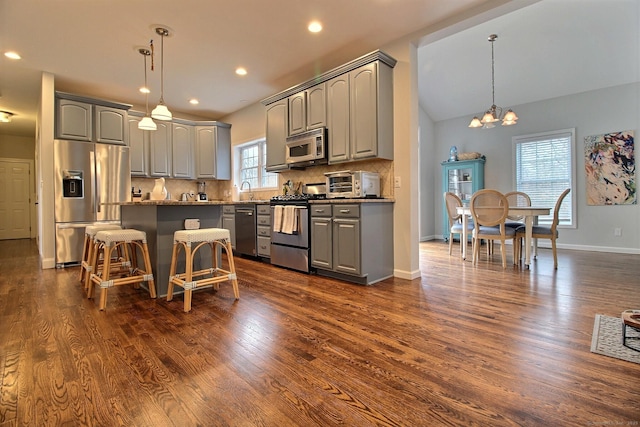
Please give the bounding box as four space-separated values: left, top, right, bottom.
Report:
150 121 172 177
55 92 130 144
127 114 149 177
56 99 92 141
326 74 350 163
262 50 395 169
195 124 231 180
172 122 194 179
265 99 289 172
288 84 326 136
306 83 326 130
288 91 306 135
328 61 394 163
95 105 128 145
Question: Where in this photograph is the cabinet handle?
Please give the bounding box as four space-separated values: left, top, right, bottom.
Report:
314 209 326 213
339 209 350 214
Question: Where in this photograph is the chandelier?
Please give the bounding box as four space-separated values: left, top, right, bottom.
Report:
468 34 518 128
151 27 172 121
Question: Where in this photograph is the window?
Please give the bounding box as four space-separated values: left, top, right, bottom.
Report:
513 129 575 227
236 138 278 190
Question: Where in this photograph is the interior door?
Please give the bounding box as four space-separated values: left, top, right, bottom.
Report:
0 159 31 239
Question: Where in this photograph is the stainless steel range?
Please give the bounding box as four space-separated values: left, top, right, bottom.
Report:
270 191 324 273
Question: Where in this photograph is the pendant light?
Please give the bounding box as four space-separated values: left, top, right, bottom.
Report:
137 47 157 131
151 27 172 121
0 111 14 123
468 34 518 128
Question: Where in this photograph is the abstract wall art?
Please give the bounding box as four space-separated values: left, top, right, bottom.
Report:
584 130 635 205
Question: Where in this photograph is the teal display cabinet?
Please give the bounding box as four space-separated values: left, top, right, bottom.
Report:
441 157 485 240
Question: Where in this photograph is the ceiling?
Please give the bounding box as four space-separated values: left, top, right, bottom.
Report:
1 1 637 139
419 0 640 123
0 0 499 137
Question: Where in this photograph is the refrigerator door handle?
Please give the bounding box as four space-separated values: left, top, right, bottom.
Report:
91 150 100 213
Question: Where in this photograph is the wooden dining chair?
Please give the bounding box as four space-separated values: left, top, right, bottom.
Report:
470 189 516 268
443 192 473 256
504 191 531 228
515 188 571 269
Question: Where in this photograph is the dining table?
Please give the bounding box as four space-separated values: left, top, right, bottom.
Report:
456 205 551 268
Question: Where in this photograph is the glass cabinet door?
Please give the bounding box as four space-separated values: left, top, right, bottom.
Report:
441 157 485 240
447 167 474 203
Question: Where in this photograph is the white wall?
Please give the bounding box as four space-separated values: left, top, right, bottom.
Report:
430 82 640 253
38 72 56 268
419 104 436 241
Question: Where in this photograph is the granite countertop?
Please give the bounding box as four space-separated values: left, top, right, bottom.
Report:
111 197 394 206
112 199 270 206
309 198 395 204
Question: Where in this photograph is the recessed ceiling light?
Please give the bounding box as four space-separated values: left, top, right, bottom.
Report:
308 21 322 33
139 86 150 94
189 99 199 105
4 51 21 60
235 67 247 76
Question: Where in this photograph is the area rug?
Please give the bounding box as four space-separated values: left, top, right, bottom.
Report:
591 314 640 364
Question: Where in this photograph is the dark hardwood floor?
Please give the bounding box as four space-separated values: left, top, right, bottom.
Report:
1 238 639 426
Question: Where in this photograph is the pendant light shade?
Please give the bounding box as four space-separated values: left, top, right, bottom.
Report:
151 103 172 121
151 27 172 121
0 111 13 123
137 47 157 131
138 116 157 131
468 34 518 128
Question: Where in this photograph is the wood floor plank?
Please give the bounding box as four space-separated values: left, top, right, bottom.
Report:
1 239 639 426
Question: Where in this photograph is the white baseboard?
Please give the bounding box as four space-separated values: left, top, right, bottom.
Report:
393 268 421 280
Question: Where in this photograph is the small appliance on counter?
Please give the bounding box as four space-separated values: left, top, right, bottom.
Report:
197 181 208 202
325 170 381 199
303 182 326 198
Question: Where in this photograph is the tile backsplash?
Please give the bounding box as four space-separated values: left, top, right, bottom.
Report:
131 158 394 202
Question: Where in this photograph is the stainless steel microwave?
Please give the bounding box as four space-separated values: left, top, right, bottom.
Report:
285 127 327 167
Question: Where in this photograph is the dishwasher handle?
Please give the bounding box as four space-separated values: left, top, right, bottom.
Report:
236 209 254 215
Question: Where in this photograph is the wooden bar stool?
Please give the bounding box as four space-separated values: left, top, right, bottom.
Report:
622 310 640 350
88 229 157 310
79 224 123 291
167 228 239 312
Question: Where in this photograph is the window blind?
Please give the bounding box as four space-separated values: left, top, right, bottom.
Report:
514 131 573 225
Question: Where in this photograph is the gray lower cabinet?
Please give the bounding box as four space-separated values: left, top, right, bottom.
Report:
332 206 361 275
222 205 236 249
311 202 393 285
256 204 271 258
310 204 333 269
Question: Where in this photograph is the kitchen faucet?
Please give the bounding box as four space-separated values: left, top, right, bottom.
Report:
240 180 254 200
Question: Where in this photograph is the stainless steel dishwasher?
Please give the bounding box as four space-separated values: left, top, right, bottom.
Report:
235 205 256 256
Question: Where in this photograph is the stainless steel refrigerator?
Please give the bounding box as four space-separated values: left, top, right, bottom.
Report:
54 140 131 267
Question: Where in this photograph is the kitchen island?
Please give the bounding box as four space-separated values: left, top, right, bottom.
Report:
116 200 255 297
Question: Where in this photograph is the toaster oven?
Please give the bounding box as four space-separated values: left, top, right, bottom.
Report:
325 170 381 199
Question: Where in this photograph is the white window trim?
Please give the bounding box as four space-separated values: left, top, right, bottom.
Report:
512 128 577 229
234 137 278 191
